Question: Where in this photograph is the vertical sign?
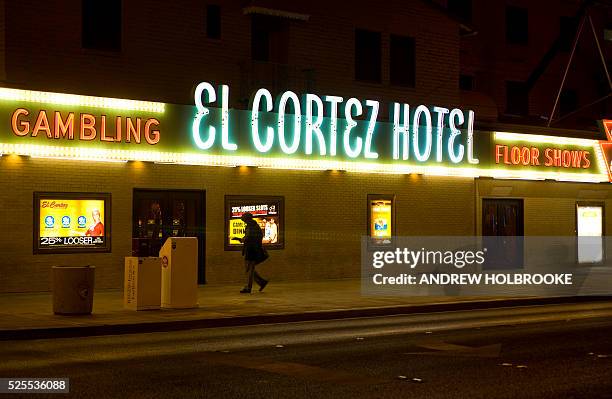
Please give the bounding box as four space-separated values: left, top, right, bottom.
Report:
367 194 395 248
576 203 604 264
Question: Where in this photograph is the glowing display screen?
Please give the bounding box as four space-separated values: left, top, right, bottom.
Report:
577 204 604 264
368 195 395 248
224 196 284 251
34 192 111 253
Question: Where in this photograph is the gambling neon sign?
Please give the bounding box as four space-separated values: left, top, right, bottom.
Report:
0 85 609 183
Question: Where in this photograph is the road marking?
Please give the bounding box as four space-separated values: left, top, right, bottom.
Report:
405 340 501 358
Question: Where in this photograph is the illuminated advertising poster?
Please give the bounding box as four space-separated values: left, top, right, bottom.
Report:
225 196 284 250
576 203 604 264
368 194 395 248
34 192 111 253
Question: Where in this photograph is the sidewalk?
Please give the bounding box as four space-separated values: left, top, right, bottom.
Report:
0 279 598 340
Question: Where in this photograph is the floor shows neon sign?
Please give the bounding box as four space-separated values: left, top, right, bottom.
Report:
0 86 609 183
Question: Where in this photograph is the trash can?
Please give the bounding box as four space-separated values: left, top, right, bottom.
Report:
52 265 95 315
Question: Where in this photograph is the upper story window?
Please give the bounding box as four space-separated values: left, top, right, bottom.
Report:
82 0 122 51
390 35 415 87
560 88 578 116
559 16 578 52
251 15 289 63
355 29 381 83
447 0 472 23
206 5 221 39
506 81 528 116
506 6 528 45
459 74 474 91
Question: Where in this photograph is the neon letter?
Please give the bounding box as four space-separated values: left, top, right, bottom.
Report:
305 93 326 155
343 98 363 158
466 110 479 164
80 113 97 141
324 95 343 156
392 103 410 160
220 85 237 151
126 117 141 143
192 81 216 150
251 88 274 152
11 108 29 136
115 116 122 142
277 91 301 154
54 111 74 140
412 105 432 162
100 115 114 142
33 111 52 138
448 109 465 163
432 106 449 162
144 118 160 144
364 100 379 159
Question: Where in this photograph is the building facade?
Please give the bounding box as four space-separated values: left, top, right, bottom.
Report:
0 0 611 293
446 0 612 130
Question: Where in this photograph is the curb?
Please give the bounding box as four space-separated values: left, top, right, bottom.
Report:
0 296 608 340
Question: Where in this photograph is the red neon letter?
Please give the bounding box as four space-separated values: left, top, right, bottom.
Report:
510 146 521 165
521 146 530 165
562 150 571 168
530 147 540 165
144 118 160 145
80 113 97 140
100 115 114 142
115 116 122 142
33 111 52 138
126 118 141 143
11 108 30 136
54 111 74 140
495 145 505 164
583 151 591 168
544 148 553 166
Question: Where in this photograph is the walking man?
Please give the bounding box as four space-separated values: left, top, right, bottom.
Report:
236 212 269 293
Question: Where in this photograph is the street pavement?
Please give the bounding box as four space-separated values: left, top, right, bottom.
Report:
1 302 612 398
0 279 593 339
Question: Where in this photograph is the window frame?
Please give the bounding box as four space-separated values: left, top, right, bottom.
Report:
81 0 123 52
505 5 529 45
354 28 382 83
389 34 416 88
205 4 222 40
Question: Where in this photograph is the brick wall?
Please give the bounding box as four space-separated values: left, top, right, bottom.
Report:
476 178 612 236
3 0 460 109
458 0 612 129
0 156 475 293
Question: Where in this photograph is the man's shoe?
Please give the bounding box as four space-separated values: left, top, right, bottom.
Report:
240 288 251 294
259 280 268 292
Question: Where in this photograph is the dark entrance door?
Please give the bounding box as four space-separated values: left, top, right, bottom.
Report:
132 189 206 284
482 199 524 269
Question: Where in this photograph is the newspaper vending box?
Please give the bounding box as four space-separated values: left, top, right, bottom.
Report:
124 257 161 310
159 237 198 309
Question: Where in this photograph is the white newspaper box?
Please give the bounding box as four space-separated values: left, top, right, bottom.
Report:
124 257 161 310
159 237 198 309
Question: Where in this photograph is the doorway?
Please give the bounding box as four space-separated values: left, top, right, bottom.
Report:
482 198 524 269
132 189 206 284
